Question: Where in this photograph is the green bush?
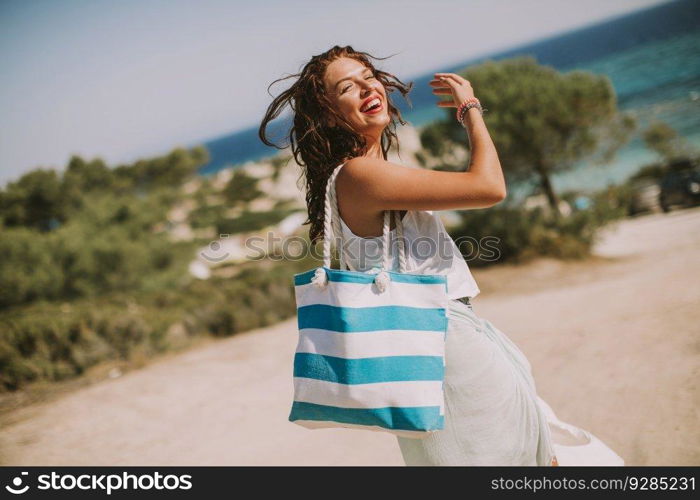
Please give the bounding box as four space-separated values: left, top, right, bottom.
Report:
450 186 627 267
0 143 314 393
0 252 314 392
222 169 263 206
0 194 194 309
189 204 226 229
0 146 207 231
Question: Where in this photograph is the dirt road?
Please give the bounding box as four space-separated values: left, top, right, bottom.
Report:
1 207 698 465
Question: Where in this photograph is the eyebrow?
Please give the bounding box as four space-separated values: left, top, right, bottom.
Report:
334 67 373 90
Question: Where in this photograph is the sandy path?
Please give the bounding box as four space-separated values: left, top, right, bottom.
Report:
1 207 698 465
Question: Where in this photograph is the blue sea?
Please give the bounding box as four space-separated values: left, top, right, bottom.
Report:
196 0 700 202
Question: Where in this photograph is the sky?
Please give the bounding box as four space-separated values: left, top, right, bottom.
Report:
0 0 671 186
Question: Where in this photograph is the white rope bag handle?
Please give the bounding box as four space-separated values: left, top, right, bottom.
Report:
311 163 407 292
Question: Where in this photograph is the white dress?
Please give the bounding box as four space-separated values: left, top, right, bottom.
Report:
337 201 625 466
339 208 480 300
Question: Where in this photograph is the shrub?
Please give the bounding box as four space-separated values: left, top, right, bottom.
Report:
450 185 627 267
0 253 311 392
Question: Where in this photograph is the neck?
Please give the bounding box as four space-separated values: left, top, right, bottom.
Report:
363 135 383 160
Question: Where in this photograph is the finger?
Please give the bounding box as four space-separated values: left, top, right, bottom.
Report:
431 88 452 95
434 72 466 81
435 73 468 85
435 76 457 88
436 100 456 108
438 75 464 87
428 79 451 87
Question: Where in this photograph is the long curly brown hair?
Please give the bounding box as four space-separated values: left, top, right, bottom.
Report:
258 45 414 245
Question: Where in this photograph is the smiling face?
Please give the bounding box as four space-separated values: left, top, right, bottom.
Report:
323 57 390 138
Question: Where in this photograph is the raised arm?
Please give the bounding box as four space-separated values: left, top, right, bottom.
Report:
336 72 506 213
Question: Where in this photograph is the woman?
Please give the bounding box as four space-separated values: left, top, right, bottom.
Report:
259 45 624 466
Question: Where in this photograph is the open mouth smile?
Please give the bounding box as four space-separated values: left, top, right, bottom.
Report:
360 97 383 114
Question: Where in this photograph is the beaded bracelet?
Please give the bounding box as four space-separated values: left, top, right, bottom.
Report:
456 98 487 127
455 98 479 120
457 98 485 122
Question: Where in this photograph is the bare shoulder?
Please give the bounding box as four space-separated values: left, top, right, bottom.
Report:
338 156 411 184
334 159 383 237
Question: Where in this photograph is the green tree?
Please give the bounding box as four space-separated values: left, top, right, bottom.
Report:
419 56 636 215
222 169 263 206
0 168 66 230
642 120 696 161
62 155 114 192
111 145 209 192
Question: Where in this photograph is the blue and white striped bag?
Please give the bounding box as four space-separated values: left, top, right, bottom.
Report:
289 163 449 438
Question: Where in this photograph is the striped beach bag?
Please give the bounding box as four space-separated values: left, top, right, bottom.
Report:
289 163 450 438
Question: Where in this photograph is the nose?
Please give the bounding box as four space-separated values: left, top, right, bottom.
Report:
360 80 377 95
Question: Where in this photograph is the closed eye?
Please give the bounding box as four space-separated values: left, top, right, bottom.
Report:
341 74 376 93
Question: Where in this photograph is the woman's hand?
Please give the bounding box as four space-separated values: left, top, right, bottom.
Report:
430 72 475 108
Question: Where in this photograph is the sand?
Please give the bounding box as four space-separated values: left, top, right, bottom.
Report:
1 206 698 466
